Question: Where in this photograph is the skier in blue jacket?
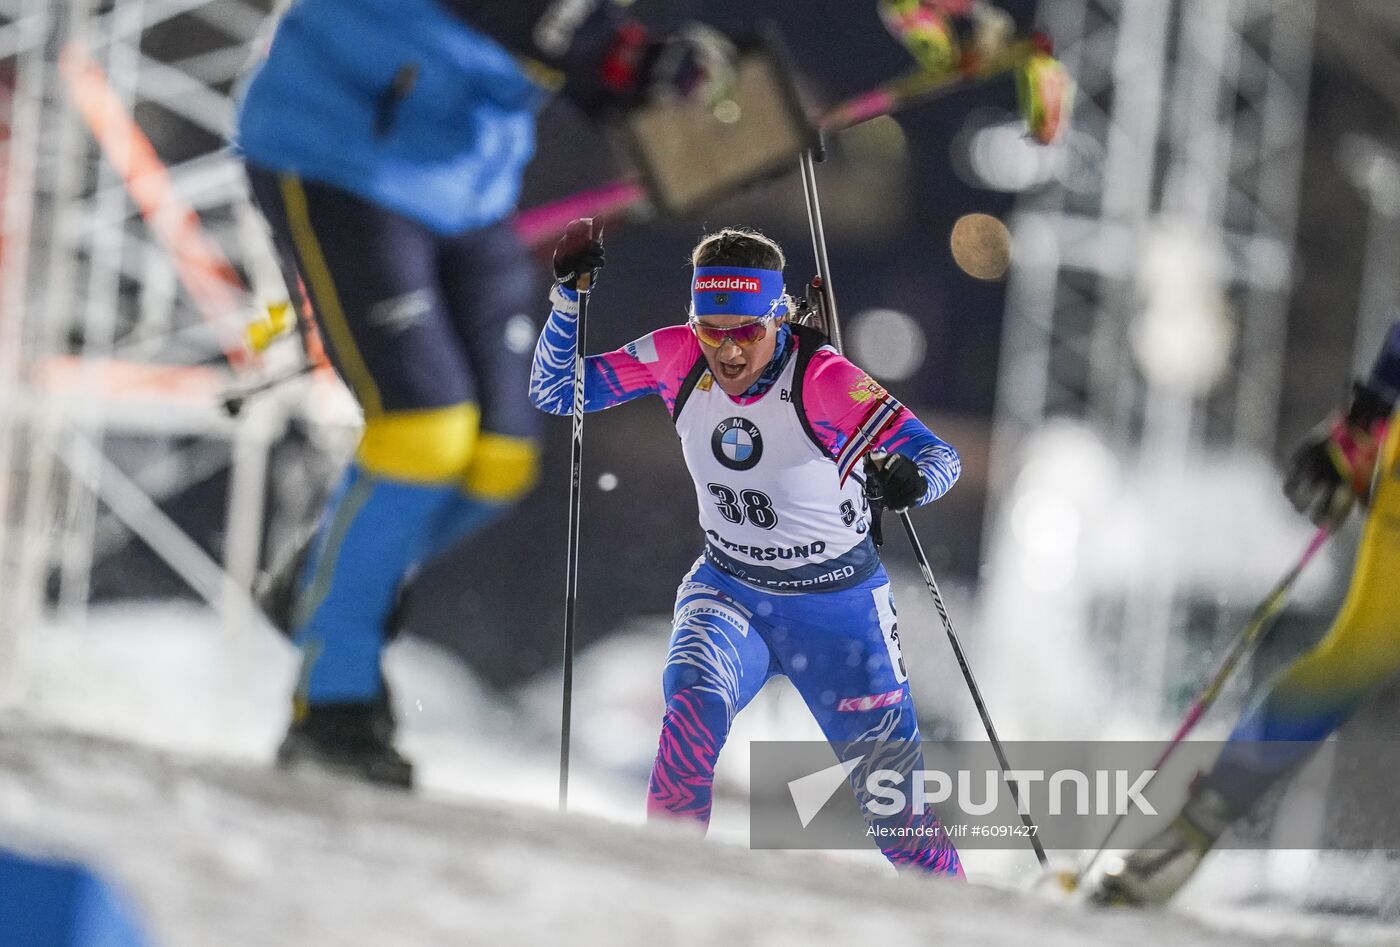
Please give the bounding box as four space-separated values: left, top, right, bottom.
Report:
237 0 735 787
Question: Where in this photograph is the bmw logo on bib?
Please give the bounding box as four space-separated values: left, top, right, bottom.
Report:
712 417 763 471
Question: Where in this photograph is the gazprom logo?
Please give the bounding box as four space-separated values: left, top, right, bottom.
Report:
694 276 761 294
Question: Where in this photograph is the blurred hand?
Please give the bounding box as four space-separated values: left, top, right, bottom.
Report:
1283 383 1392 527
1283 425 1360 528
553 218 605 291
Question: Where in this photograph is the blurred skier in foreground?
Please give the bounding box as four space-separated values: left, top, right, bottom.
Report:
236 0 736 788
1092 320 1400 905
880 0 1070 145
531 220 965 876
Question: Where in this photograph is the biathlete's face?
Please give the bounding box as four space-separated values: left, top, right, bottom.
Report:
691 313 785 396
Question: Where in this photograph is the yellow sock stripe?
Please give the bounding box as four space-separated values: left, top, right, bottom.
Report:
463 432 540 501
356 403 481 483
279 173 384 416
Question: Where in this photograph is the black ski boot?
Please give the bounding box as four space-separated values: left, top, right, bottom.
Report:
276 697 414 790
1089 777 1236 906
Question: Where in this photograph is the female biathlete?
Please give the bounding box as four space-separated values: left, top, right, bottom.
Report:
530 220 965 876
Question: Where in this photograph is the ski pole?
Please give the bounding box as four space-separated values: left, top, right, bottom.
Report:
558 267 593 812
1068 522 1332 889
895 501 1048 867
798 147 842 353
796 150 1048 868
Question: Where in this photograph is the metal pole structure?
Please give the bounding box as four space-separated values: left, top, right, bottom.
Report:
986 0 1317 725
0 0 50 701
1338 135 1400 375
558 269 591 813
797 152 1049 868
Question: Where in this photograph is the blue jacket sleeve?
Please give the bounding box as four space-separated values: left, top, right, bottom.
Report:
880 416 961 507
529 285 659 415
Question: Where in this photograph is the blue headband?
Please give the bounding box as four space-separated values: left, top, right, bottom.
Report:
691 267 787 319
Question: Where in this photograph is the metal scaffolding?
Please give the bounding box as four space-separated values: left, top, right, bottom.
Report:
983 0 1318 722
0 0 350 702
996 0 1316 458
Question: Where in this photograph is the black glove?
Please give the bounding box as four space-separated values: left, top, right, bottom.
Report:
1283 431 1355 528
864 452 926 513
1282 381 1393 527
553 217 605 291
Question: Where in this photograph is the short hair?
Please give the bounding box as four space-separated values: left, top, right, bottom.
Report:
691 228 785 271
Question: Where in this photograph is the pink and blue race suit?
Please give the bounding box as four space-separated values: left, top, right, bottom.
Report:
530 283 964 876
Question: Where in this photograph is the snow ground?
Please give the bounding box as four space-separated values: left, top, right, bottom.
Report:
0 720 1344 947
3 602 1398 945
